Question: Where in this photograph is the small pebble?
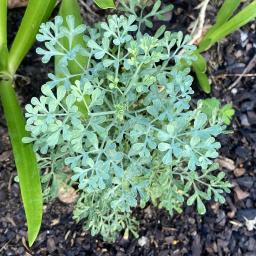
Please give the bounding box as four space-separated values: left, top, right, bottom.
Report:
236 176 254 189
240 114 250 127
231 88 238 95
138 236 149 247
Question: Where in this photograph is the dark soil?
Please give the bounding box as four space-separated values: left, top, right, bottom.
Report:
1 1 256 255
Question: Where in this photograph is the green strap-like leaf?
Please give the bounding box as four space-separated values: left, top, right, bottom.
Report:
0 0 57 246
57 0 87 76
0 0 7 48
8 0 57 75
93 0 115 9
0 0 8 71
0 80 42 247
194 0 256 92
192 52 211 93
57 0 90 118
199 0 256 52
202 0 241 45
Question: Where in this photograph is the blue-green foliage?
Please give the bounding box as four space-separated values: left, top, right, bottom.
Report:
23 0 231 241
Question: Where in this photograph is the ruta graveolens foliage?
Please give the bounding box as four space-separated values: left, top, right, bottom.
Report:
23 0 231 241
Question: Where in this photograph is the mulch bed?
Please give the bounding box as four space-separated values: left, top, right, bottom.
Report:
1 1 256 255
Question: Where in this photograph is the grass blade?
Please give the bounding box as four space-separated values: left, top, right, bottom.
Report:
199 0 241 51
0 0 7 47
214 0 240 26
8 0 56 75
93 0 115 9
0 80 43 247
199 0 256 52
0 0 8 70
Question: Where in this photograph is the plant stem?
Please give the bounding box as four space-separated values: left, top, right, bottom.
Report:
89 110 116 117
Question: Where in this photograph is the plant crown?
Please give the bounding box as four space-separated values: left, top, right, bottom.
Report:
23 0 231 241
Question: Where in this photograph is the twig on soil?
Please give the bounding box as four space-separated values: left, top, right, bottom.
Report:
22 236 32 253
214 73 256 79
0 241 10 253
189 0 210 45
79 0 97 16
8 173 14 192
228 55 256 90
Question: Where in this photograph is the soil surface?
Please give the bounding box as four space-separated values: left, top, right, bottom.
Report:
1 1 256 255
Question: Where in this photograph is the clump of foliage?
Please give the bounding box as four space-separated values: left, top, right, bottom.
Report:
23 0 231 241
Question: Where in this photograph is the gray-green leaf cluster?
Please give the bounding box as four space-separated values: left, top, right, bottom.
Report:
23 1 231 242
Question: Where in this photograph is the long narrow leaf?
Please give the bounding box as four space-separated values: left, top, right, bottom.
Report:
57 0 87 76
57 0 89 118
0 0 8 70
203 0 240 41
8 0 56 75
199 0 256 52
0 80 42 247
215 0 240 26
0 0 7 47
94 0 115 9
192 52 211 93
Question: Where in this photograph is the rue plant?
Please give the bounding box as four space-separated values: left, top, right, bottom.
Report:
24 1 232 241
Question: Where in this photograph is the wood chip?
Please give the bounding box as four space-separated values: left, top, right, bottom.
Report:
217 156 235 171
211 202 220 214
8 0 28 8
229 220 243 227
234 186 249 201
58 183 78 204
234 168 246 177
64 230 71 240
50 218 60 226
0 151 11 162
21 236 31 253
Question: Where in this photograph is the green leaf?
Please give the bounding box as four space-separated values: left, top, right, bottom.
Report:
196 196 206 215
187 193 196 206
0 0 8 70
93 0 115 9
219 104 235 125
198 0 256 52
57 0 90 119
202 0 241 43
57 0 87 76
200 97 220 118
158 142 170 152
192 52 211 93
0 80 43 247
200 98 235 125
215 0 240 25
0 0 7 46
8 0 57 75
